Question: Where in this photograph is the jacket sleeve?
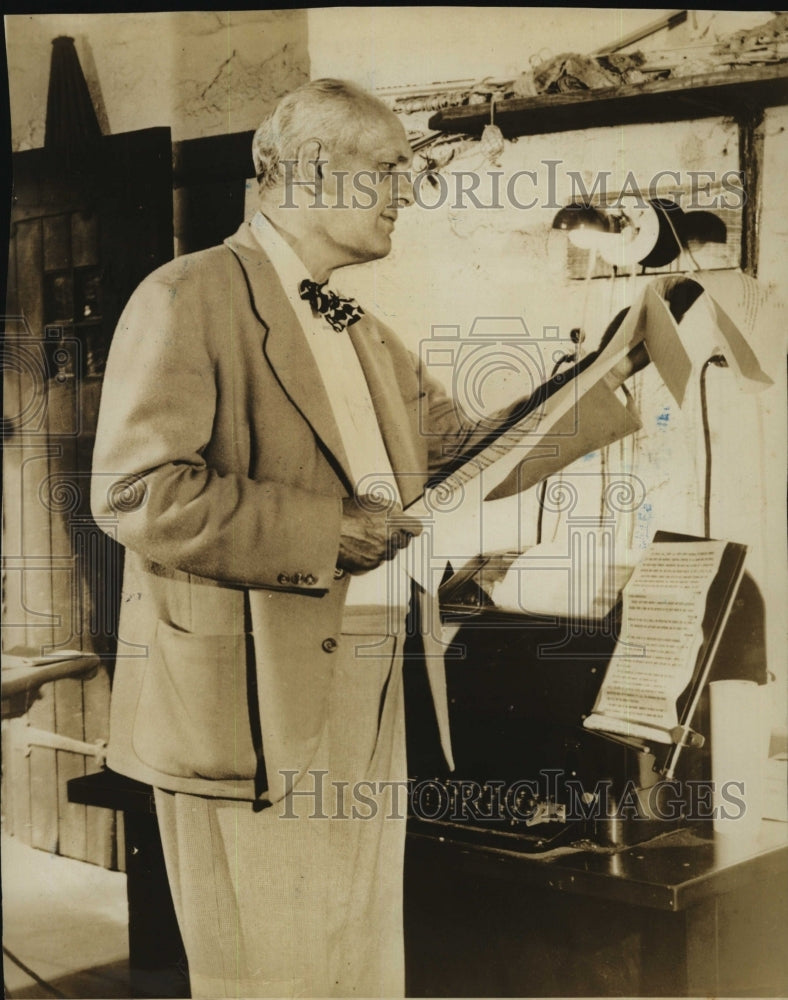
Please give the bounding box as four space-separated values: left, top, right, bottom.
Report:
404 351 486 478
90 271 342 592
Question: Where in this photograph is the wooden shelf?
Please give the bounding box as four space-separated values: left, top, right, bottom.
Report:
2 650 101 718
428 63 788 137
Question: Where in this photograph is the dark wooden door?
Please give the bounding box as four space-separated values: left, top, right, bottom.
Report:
2 127 173 865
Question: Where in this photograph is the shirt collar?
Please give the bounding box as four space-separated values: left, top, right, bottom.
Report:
248 212 360 337
249 211 314 303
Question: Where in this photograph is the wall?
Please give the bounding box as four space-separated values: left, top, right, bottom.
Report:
1 8 311 866
4 9 309 150
308 7 776 92
306 7 788 712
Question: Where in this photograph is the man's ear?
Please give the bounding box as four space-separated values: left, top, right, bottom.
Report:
294 138 324 187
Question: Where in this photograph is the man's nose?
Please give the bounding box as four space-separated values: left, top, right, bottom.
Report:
391 169 414 208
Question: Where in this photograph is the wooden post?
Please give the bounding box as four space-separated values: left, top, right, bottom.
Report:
738 108 766 277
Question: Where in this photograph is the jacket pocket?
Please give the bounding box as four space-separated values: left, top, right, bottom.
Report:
132 619 258 781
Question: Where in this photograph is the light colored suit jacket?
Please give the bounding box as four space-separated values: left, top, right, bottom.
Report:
91 222 470 803
92 221 638 803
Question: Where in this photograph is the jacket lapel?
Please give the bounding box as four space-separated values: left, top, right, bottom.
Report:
225 225 355 495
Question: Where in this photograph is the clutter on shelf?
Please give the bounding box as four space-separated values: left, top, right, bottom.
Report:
381 11 788 161
513 50 651 98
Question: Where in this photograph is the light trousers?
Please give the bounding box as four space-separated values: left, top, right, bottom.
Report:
154 627 408 999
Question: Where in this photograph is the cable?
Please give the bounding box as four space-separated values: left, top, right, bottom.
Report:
2 945 69 999
700 354 729 538
535 472 549 544
617 382 640 551
659 203 702 274
535 349 578 544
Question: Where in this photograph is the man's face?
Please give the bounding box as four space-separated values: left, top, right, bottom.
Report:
312 110 414 269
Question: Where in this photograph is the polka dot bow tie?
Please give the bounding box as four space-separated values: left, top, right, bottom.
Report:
298 279 365 333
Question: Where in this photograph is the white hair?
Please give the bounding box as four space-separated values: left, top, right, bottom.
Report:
252 78 395 192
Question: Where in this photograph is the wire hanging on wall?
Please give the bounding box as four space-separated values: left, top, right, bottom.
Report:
700 353 729 539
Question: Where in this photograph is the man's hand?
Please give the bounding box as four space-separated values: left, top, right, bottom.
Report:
604 340 651 392
337 495 423 575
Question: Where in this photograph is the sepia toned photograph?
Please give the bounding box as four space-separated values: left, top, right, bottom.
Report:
2 7 787 999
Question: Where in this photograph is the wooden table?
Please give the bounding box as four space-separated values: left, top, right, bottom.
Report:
404 819 788 997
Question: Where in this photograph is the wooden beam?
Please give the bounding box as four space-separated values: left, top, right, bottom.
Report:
427 64 788 138
739 108 766 277
594 10 688 56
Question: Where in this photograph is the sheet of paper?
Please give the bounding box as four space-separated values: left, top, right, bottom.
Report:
403 324 645 589
488 537 636 619
583 539 727 742
484 376 640 501
627 276 773 408
639 285 694 406
696 279 773 390
404 273 771 596
407 341 634 522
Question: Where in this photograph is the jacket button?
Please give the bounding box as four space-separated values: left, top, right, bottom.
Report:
277 573 290 585
304 574 317 585
321 637 338 653
292 572 303 585
333 567 345 580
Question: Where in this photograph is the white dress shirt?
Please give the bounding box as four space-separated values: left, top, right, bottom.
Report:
249 212 410 612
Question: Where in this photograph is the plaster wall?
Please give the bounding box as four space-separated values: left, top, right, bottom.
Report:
4 9 309 149
305 7 788 705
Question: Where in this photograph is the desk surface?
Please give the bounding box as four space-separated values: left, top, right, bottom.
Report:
70 768 788 916
407 819 788 912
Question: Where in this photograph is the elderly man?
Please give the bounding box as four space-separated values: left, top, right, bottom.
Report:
92 79 644 998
